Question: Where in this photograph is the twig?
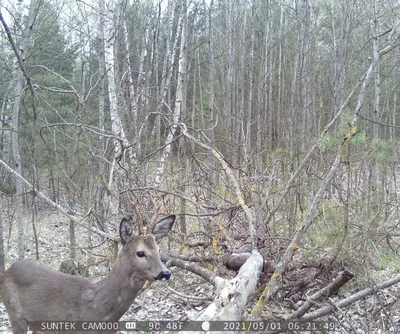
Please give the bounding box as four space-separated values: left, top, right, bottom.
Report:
168 253 214 263
166 286 213 302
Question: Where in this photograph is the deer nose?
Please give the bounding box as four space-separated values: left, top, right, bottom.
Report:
155 270 171 281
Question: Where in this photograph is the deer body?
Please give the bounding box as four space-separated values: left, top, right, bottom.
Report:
0 215 176 334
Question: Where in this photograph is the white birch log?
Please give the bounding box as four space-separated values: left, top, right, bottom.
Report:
178 250 264 334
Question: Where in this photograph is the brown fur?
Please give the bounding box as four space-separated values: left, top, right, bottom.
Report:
0 215 175 334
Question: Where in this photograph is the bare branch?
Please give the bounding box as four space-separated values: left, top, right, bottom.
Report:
0 7 36 110
161 254 215 284
179 122 256 250
299 274 400 323
288 270 355 319
0 158 115 242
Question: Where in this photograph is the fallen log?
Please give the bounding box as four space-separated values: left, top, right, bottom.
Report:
178 249 264 334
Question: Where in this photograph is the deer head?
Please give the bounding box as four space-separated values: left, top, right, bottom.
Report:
118 214 176 281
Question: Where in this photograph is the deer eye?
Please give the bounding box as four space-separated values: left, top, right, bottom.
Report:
136 251 145 258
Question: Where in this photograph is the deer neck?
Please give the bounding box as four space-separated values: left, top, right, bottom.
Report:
94 255 147 321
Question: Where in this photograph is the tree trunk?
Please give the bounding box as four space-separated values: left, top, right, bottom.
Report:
154 0 187 188
70 219 76 262
245 2 255 170
0 214 5 274
369 0 381 210
206 0 215 143
180 250 263 334
10 0 38 260
146 0 178 149
98 0 106 180
102 0 134 221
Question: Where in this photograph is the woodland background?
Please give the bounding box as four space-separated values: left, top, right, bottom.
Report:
1 0 400 331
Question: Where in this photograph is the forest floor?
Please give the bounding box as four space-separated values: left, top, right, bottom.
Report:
0 211 399 333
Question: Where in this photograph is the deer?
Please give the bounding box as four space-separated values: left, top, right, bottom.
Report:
0 214 176 334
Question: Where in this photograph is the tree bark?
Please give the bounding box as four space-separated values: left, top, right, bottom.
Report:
154 0 187 188
98 0 106 181
178 250 264 334
1 0 38 260
102 0 134 221
0 214 5 274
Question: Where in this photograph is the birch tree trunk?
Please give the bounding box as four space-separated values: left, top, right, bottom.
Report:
330 0 352 122
300 0 316 151
154 0 187 188
206 0 215 142
10 0 38 259
98 0 106 180
0 214 4 274
245 2 255 167
369 0 381 210
102 0 132 221
277 2 285 148
226 1 234 157
146 0 177 146
0 83 13 170
392 79 397 139
122 15 138 149
372 0 380 139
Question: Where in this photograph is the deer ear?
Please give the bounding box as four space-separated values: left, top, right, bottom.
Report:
119 218 134 245
152 215 175 241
